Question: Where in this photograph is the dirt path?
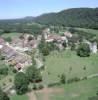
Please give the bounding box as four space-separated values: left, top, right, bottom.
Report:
27 87 64 100
35 87 64 100
27 91 37 100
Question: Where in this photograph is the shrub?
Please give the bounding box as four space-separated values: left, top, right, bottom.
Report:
48 82 61 87
0 68 8 75
82 76 87 80
77 43 90 57
41 47 50 56
13 69 17 73
33 84 37 90
67 77 80 84
38 84 44 90
60 74 66 84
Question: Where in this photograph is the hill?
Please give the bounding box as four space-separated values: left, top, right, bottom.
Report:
34 8 98 29
0 8 98 32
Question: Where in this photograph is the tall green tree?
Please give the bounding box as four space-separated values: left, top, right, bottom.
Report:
26 51 42 83
26 66 42 83
14 72 29 95
60 74 66 84
77 43 91 57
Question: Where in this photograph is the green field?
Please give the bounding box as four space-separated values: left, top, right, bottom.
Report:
10 94 28 100
36 77 98 100
75 28 98 38
1 32 21 38
51 77 98 100
42 50 98 85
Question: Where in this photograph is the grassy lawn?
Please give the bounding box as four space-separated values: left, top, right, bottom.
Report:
75 28 98 38
36 77 98 100
1 32 21 38
50 77 98 100
10 94 28 100
42 50 98 85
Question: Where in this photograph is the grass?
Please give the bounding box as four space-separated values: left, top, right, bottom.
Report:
74 28 98 38
1 32 21 39
42 50 98 85
10 94 28 100
36 77 98 100
50 77 98 100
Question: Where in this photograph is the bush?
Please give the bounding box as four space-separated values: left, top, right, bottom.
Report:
48 82 61 87
60 74 66 84
82 76 87 80
88 96 98 100
77 43 90 57
38 84 44 90
67 77 80 84
4 37 12 42
13 69 17 73
41 47 50 56
0 68 8 75
33 84 37 90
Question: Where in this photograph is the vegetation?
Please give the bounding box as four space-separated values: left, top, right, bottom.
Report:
34 8 98 29
10 94 28 100
0 68 8 75
77 43 91 57
0 8 98 99
4 37 12 42
0 88 10 100
42 50 98 85
60 73 66 84
0 8 98 36
26 66 42 83
14 72 29 95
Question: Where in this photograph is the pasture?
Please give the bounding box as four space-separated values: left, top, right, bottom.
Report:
1 32 21 38
10 94 28 100
42 50 98 85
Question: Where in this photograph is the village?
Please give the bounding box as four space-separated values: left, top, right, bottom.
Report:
0 27 98 100
0 28 97 72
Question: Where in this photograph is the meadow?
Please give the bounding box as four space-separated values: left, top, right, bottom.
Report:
36 49 98 100
42 50 98 85
1 32 21 38
10 94 28 100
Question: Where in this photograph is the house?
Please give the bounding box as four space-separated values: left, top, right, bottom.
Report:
64 31 72 38
90 42 97 53
83 39 97 53
0 37 5 49
0 43 32 71
11 34 38 52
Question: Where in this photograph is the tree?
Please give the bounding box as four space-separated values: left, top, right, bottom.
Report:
70 43 76 51
28 36 33 41
60 74 66 84
68 28 76 33
41 47 50 56
26 66 42 83
38 34 50 56
26 49 42 83
0 68 8 75
0 89 10 100
62 41 67 48
14 72 29 95
77 43 90 57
